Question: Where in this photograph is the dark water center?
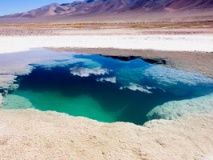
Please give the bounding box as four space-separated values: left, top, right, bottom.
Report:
11 52 213 125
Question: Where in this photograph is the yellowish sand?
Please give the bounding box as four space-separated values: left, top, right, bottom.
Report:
0 109 212 159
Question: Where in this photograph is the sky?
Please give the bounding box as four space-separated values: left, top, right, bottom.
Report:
0 0 76 16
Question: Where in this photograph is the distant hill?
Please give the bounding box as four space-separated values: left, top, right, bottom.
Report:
1 0 213 23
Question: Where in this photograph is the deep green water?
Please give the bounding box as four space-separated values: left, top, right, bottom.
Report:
11 52 213 125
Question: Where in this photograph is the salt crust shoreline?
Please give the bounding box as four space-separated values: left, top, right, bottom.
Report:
0 35 213 54
0 109 213 159
147 93 213 120
0 35 213 159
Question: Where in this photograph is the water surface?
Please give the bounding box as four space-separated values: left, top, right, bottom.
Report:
8 50 213 124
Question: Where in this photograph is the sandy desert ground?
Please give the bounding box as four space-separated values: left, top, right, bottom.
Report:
0 109 213 160
0 26 213 159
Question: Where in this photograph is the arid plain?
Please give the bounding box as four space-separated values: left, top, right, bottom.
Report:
0 1 213 159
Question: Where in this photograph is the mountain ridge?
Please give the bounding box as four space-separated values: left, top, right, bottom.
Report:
2 0 213 19
1 0 213 24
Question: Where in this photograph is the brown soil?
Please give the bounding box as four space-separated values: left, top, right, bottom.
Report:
0 21 213 36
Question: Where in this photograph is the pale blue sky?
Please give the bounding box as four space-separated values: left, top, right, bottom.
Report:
0 0 76 16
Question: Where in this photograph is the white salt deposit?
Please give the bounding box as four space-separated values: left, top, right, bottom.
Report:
0 93 3 106
120 83 152 94
0 75 17 90
96 77 117 83
144 65 213 96
70 67 109 77
2 95 34 109
144 65 213 86
0 35 213 54
147 93 213 120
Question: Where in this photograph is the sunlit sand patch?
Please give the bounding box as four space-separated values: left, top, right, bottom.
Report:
0 109 213 159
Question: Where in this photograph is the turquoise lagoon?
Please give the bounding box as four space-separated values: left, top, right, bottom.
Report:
6 49 213 125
